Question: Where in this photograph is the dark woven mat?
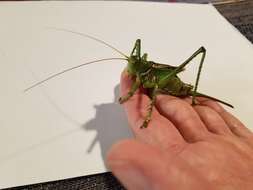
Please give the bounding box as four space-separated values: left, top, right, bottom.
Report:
215 0 253 43
4 172 124 190
3 1 253 190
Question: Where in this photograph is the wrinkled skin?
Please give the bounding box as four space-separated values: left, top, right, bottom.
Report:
106 72 253 190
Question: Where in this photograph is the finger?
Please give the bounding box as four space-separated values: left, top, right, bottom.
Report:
197 97 253 138
120 72 186 149
173 97 232 135
107 139 170 190
182 97 200 105
220 111 252 138
155 94 210 142
107 139 210 190
194 105 233 135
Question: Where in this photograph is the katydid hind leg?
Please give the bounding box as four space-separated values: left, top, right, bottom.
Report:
130 39 141 59
174 47 232 107
158 47 206 89
167 46 206 105
191 47 206 105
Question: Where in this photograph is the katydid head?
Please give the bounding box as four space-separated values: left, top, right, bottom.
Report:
142 53 148 61
24 30 150 92
126 39 152 76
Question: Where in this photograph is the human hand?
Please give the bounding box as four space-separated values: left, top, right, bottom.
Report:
107 72 253 190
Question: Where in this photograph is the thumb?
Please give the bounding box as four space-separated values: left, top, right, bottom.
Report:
106 139 169 190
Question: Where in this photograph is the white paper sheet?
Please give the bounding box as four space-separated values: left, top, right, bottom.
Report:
0 1 252 188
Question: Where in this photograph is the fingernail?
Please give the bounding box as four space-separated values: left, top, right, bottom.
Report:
108 160 152 190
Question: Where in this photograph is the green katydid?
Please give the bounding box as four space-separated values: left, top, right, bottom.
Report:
25 28 233 128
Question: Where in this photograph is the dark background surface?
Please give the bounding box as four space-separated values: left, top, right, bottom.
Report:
3 0 253 189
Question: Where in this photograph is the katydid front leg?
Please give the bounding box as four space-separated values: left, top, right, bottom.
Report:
141 86 158 128
119 39 142 103
118 77 141 104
